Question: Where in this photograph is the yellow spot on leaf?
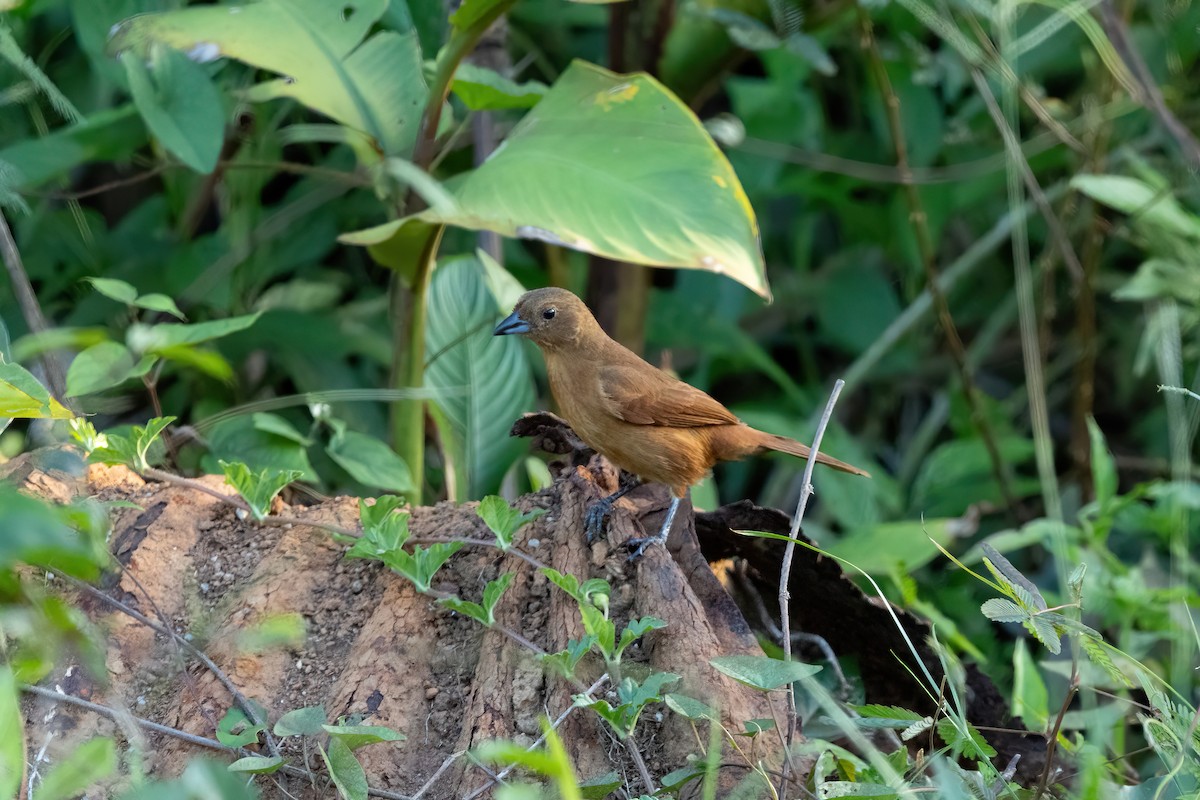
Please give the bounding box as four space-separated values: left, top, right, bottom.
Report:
595 83 639 110
712 175 728 188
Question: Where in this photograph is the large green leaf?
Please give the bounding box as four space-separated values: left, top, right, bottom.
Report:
0 486 101 578
425 257 534 498
0 666 20 800
110 0 429 156
122 43 224 173
0 361 73 418
0 107 145 189
342 60 769 298
1071 174 1200 240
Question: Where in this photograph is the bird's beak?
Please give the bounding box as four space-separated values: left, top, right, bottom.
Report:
493 312 530 336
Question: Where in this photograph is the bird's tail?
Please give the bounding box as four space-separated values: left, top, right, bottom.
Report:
757 432 871 477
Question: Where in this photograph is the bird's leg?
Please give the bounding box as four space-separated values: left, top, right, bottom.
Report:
624 495 681 561
583 473 641 544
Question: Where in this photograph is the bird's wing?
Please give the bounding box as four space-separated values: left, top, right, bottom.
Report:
597 364 740 427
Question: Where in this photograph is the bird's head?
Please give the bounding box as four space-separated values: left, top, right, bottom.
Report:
493 287 598 350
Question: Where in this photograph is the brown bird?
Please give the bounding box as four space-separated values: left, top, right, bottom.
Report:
494 287 869 558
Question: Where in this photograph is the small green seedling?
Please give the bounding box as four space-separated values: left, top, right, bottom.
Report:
220 460 304 522
477 495 545 550
90 416 176 472
438 573 515 626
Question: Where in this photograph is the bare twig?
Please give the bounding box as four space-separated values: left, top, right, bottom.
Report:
1097 0 1200 169
777 379 845 796
1033 671 1077 799
20 685 413 800
410 750 467 800
53 570 283 759
0 208 69 402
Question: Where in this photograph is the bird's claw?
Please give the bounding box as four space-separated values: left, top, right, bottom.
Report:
583 500 612 544
624 532 667 561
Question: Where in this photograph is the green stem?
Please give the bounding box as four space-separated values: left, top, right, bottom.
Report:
395 225 445 504
392 1 517 501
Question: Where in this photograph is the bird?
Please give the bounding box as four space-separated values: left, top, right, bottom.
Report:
494 287 869 559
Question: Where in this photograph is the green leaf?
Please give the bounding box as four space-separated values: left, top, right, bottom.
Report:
120 759 259 800
0 486 101 578
980 598 1028 624
477 495 544 549
935 719 996 761
1086 418 1117 508
579 603 615 660
252 412 312 446
342 61 768 298
0 666 23 800
0 106 146 190
237 612 308 652
425 257 534 498
216 707 264 747
451 63 548 110
437 597 489 624
65 341 140 397
386 542 463 593
320 737 368 800
1072 174 1200 240
0 361 73 418
1026 615 1063 655
322 723 405 751
1011 639 1049 729
482 573 515 622
220 460 304 521
86 277 138 304
126 312 261 352
227 755 286 774
616 616 666 656
111 0 428 157
664 693 717 721
326 428 414 495
133 293 186 320
539 637 594 679
825 518 955 576
121 44 223 173
207 414 317 480
743 718 775 735
817 781 899 798
31 737 117 800
710 655 821 690
578 771 621 799
274 705 327 737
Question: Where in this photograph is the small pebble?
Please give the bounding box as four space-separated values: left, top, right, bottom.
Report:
200 583 210 593
351 580 363 594
425 687 439 700
528 538 541 548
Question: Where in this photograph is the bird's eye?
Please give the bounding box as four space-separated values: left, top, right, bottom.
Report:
542 308 557 320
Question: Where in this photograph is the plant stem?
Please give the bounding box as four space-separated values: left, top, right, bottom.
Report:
393 1 516 500
393 225 445 504
857 5 1019 518
777 379 845 797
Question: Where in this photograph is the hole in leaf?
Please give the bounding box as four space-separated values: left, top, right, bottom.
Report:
341 4 355 21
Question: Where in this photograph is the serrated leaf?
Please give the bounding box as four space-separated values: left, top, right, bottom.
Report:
477 495 545 549
1026 615 1063 655
438 597 488 624
710 654 821 690
1081 634 1133 688
482 573 514 621
617 616 666 655
220 460 303 521
981 598 1028 624
935 719 996 761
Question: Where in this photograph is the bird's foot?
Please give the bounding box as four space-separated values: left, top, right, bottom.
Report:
583 499 613 544
624 531 668 561
583 475 641 544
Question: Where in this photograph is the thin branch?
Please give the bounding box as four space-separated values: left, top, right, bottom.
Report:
777 379 845 797
53 570 282 759
0 208 69 402
20 685 413 800
858 6 1019 518
1097 0 1200 168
